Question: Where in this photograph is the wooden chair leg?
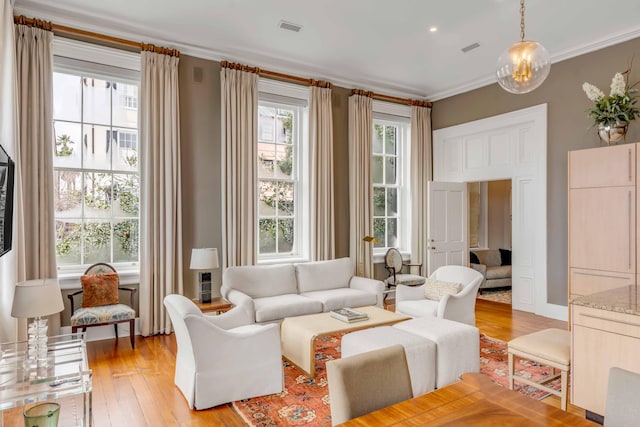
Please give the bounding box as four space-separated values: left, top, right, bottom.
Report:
560 368 568 411
129 320 135 349
114 324 119 340
508 351 515 390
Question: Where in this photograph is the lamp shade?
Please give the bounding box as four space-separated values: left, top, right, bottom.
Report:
11 279 64 318
190 248 219 270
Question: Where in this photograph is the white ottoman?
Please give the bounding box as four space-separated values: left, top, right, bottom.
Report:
341 326 437 396
393 317 479 388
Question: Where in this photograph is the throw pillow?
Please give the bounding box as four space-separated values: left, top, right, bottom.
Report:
81 273 119 308
424 278 463 301
470 251 480 264
499 249 512 266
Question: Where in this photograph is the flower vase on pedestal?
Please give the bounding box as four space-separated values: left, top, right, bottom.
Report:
597 122 628 145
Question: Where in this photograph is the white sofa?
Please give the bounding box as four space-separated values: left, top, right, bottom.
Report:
221 257 385 323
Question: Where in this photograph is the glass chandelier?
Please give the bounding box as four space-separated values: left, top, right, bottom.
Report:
496 0 550 94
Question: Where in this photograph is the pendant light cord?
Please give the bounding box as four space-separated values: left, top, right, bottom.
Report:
520 0 526 41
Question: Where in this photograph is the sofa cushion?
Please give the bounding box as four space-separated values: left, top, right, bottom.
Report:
296 258 354 293
223 264 297 298
395 299 439 318
472 250 501 267
469 251 480 264
254 294 323 322
499 248 512 266
423 279 462 301
486 265 512 280
300 288 377 311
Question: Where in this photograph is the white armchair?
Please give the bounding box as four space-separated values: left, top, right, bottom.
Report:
163 294 283 409
395 265 484 326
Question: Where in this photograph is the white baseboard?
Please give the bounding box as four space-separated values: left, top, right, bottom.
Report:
537 303 568 322
61 318 141 343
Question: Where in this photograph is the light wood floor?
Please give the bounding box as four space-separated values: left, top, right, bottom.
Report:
5 299 584 426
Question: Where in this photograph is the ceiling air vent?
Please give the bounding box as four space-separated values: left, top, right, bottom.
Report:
461 42 480 53
279 20 303 33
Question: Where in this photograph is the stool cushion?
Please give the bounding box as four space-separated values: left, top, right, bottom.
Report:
342 326 437 396
508 328 570 366
394 317 479 388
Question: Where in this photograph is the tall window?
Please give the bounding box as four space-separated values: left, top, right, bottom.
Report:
53 71 140 268
372 118 409 251
257 101 304 259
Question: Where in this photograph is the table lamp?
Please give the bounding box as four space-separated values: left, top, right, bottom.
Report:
11 279 64 366
190 248 219 304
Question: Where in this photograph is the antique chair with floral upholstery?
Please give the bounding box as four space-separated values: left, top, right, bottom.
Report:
384 248 425 289
68 262 137 348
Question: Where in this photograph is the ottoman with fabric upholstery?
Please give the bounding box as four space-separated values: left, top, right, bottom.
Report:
341 326 437 396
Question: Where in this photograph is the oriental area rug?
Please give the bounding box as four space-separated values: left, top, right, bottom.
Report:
232 333 560 427
476 288 512 304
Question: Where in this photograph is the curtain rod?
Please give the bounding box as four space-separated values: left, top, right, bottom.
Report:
14 15 180 57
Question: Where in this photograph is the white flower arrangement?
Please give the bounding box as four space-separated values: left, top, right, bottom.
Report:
582 69 639 127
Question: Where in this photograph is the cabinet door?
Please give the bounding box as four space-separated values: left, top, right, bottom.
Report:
569 144 635 188
569 268 634 299
569 186 635 273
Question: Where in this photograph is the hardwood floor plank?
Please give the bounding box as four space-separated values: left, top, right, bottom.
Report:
78 299 582 426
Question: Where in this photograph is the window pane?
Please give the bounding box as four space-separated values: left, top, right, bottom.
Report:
372 156 383 184
259 218 276 253
55 220 81 265
83 220 111 264
112 129 138 172
373 218 385 248
276 110 293 144
113 219 138 262
82 78 111 126
258 142 276 179
258 180 277 216
276 145 293 179
113 174 139 216
385 156 396 185
387 218 398 248
373 124 383 154
113 83 138 128
386 188 398 217
373 187 385 216
54 171 82 217
83 125 112 170
53 73 81 122
385 126 397 155
277 182 294 216
84 172 112 218
53 122 82 168
278 218 294 252
258 106 275 142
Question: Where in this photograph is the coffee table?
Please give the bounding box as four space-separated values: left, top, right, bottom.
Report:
280 306 410 378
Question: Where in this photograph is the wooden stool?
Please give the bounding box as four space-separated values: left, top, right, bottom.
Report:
508 328 570 410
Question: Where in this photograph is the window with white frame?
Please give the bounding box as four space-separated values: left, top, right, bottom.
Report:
257 80 309 262
372 116 410 253
121 83 138 109
52 53 140 270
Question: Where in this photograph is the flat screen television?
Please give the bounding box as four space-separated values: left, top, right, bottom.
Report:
0 144 14 257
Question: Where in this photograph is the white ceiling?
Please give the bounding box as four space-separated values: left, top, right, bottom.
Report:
13 0 640 100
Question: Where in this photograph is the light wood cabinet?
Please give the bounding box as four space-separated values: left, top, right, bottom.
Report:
572 305 640 415
569 144 635 189
569 268 634 299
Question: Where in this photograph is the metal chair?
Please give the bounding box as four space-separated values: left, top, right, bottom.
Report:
384 248 425 288
68 263 137 349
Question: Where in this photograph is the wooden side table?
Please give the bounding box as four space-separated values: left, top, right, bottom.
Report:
192 296 233 314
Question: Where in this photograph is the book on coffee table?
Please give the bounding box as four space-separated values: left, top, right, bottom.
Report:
330 308 369 323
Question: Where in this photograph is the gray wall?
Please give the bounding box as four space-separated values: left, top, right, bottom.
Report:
432 37 640 305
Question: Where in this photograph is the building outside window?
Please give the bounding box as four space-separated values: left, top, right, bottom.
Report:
256 79 309 262
372 117 410 253
52 69 140 269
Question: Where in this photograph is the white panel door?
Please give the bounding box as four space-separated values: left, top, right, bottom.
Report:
427 181 468 275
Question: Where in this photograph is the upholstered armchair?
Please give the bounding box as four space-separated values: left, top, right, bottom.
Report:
395 265 484 326
163 294 283 410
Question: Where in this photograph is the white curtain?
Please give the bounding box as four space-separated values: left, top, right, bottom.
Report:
220 66 258 268
0 0 18 342
140 50 183 336
410 105 432 276
309 84 335 260
348 94 373 277
14 22 60 335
